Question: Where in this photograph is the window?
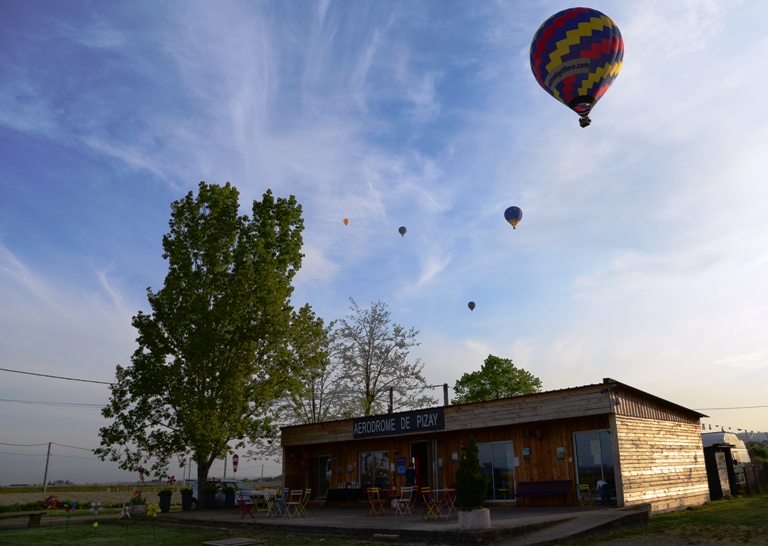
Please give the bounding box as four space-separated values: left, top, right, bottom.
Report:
309 456 331 498
477 441 515 501
573 430 615 494
359 451 389 490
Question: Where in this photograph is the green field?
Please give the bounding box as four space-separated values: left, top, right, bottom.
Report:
563 495 768 545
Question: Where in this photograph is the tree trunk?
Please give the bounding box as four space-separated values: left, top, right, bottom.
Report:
197 453 211 489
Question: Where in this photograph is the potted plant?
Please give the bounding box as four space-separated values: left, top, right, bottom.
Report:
157 489 173 513
223 486 236 509
129 490 147 515
202 484 218 510
455 436 490 530
180 487 194 511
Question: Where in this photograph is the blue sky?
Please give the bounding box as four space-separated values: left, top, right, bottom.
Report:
2 0 768 484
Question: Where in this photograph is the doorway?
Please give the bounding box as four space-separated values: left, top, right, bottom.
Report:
573 430 616 499
409 441 434 489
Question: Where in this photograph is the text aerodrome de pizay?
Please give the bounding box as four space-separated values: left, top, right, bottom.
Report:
353 408 445 438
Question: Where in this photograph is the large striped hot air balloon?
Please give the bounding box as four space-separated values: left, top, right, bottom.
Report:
530 7 624 127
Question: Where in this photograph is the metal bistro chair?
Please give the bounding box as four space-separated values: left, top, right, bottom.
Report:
393 486 413 516
298 488 312 516
283 489 304 518
364 487 386 516
266 488 290 517
578 483 594 508
419 487 443 521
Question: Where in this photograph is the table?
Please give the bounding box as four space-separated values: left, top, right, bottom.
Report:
324 488 365 507
434 489 456 518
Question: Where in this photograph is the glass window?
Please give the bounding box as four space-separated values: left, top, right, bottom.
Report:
574 430 615 497
309 456 331 498
359 451 389 489
477 441 515 501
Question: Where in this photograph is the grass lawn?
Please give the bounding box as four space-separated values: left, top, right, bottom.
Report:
0 518 385 546
563 495 768 545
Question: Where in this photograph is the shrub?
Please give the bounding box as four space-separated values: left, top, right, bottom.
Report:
222 487 235 494
129 491 146 505
455 436 489 511
202 485 218 495
157 489 173 497
180 488 193 496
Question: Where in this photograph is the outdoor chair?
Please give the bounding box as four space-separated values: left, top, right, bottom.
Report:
393 486 413 516
578 483 594 507
283 489 304 518
266 488 290 517
298 488 311 516
364 487 386 516
419 487 443 521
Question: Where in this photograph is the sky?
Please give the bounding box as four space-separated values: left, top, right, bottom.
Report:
2 0 768 485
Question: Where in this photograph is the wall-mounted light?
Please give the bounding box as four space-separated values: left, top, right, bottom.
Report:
451 452 459 464
438 458 443 469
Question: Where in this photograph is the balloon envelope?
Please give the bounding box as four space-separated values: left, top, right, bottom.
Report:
504 206 523 229
468 301 476 311
530 7 623 127
398 226 407 237
343 218 349 225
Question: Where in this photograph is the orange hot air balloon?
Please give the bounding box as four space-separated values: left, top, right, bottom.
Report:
343 218 349 225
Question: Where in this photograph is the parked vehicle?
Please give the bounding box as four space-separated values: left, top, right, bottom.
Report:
189 479 255 509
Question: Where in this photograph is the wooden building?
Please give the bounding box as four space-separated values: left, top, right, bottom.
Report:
281 378 709 512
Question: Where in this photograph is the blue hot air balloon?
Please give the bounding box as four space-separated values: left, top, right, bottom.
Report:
468 301 476 312
530 7 624 128
398 226 407 237
504 206 523 229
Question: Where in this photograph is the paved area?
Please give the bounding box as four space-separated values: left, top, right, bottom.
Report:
164 504 650 545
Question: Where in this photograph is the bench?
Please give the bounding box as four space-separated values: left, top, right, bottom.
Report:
513 481 572 506
0 511 47 528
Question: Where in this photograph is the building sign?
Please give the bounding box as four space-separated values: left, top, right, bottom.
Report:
353 408 445 438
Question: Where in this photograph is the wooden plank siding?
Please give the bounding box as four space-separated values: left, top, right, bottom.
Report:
614 415 709 512
281 380 709 511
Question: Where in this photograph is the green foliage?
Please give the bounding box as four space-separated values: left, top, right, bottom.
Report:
455 436 489 511
0 501 45 513
201 485 218 495
157 489 173 497
452 354 542 405
749 445 768 462
222 486 235 494
180 488 193 496
96 182 307 490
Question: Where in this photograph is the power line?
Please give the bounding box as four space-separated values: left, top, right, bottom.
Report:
52 443 95 451
0 367 113 385
695 405 768 410
0 398 104 408
0 441 49 447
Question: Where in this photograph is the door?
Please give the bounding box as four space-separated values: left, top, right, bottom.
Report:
478 441 515 501
309 455 331 499
573 430 616 497
410 441 433 489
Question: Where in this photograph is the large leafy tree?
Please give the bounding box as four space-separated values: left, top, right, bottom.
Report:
452 354 542 405
333 299 437 416
95 182 305 487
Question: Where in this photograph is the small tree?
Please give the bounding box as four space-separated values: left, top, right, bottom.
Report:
453 355 541 405
455 436 489 511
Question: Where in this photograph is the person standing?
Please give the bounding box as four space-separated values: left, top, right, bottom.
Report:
596 479 610 506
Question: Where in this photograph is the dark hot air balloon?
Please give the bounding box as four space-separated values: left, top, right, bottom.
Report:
398 226 407 237
468 301 476 312
530 8 624 127
343 218 349 225
504 206 523 229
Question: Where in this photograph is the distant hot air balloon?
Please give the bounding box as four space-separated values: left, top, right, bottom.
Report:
343 218 349 225
504 206 523 229
530 7 624 127
398 226 407 237
468 301 476 312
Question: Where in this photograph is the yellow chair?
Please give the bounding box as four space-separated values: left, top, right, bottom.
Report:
578 483 594 507
298 488 311 516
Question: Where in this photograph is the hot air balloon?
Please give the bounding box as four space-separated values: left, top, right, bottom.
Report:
468 301 476 312
343 218 349 225
504 206 523 229
530 8 624 127
398 226 407 237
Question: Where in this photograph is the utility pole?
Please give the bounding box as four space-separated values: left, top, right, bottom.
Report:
223 454 227 478
443 383 449 406
42 442 51 493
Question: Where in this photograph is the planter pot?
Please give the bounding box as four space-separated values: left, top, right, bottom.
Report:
204 493 216 510
131 504 147 516
181 495 193 511
224 493 235 509
458 508 491 530
159 496 172 513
